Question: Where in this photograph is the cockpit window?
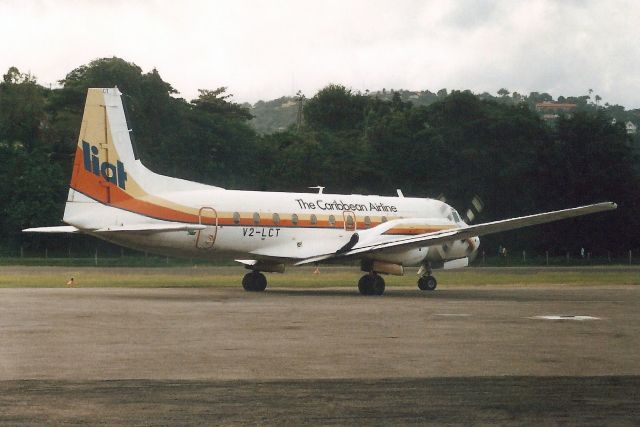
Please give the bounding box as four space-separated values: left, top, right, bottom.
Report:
451 210 462 223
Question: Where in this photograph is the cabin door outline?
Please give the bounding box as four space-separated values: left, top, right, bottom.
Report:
195 207 218 249
343 210 356 232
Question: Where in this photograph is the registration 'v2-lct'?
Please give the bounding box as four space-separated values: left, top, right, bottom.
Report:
24 88 617 295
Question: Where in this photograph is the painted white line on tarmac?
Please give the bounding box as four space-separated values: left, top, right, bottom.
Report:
434 313 472 317
528 315 600 321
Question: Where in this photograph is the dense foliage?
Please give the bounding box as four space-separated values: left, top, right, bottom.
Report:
1 58 638 257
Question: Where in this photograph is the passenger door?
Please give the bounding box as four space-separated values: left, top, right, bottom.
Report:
195 207 218 249
343 211 356 232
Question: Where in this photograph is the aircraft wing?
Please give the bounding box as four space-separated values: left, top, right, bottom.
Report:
295 202 617 265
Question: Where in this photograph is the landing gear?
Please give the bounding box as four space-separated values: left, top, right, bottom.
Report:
417 275 437 291
417 262 437 291
358 273 385 296
242 271 267 292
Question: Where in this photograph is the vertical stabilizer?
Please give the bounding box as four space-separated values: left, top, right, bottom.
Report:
62 87 221 229
67 88 136 204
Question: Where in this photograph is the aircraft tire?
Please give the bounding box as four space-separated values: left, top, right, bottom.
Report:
242 273 253 291
358 275 373 295
358 274 384 296
372 275 385 295
418 275 437 291
242 271 267 292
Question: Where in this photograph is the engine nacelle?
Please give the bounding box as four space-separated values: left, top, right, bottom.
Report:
361 259 405 276
368 247 429 266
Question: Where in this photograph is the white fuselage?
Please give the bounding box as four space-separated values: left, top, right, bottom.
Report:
65 184 477 266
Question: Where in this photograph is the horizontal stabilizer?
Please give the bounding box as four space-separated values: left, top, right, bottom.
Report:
94 223 206 233
22 226 79 233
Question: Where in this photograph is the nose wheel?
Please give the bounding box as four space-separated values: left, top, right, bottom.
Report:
242 271 267 292
358 273 385 295
418 275 437 291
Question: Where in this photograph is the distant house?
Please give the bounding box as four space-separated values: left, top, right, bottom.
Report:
535 102 578 118
625 121 637 135
280 100 297 108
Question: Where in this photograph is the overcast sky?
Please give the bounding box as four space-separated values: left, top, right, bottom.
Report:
1 0 639 108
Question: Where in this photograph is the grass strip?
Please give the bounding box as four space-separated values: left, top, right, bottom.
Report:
0 266 638 288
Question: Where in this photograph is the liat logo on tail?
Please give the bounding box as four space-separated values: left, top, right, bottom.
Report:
81 141 127 190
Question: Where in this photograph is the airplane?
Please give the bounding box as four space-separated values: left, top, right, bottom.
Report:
24 88 617 295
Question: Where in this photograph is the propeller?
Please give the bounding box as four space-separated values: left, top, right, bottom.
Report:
437 194 484 224
463 195 484 224
434 194 484 259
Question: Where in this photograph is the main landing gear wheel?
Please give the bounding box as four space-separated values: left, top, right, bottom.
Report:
418 275 437 291
242 271 267 292
358 274 385 296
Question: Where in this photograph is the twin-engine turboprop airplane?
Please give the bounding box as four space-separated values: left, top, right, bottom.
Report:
24 88 617 295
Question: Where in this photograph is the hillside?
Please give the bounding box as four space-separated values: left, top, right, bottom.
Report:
250 88 640 136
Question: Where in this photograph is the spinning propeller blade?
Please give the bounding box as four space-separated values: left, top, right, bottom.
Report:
464 195 484 223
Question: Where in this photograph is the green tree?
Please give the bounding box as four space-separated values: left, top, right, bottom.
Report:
534 111 640 251
0 67 47 151
192 87 253 121
303 84 368 132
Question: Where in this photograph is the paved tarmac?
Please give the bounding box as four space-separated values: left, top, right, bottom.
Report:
1 285 639 424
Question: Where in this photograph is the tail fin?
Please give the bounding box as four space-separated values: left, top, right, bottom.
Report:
63 87 154 228
67 88 136 205
62 87 221 230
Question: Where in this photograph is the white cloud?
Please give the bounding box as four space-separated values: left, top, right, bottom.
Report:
0 0 639 107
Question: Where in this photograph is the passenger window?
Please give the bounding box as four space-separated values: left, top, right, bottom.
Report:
253 212 260 225
381 216 388 223
310 214 317 225
233 212 241 225
329 215 336 226
291 213 299 225
364 216 371 227
272 213 280 225
346 216 354 227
